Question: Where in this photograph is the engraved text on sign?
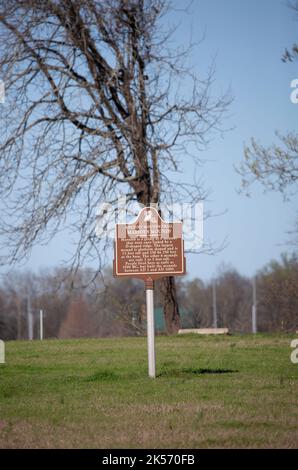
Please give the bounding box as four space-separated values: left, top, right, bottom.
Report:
114 208 185 280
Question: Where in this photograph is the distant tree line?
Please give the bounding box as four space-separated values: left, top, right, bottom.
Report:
0 253 297 340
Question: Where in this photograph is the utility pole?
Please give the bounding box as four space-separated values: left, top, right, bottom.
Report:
15 295 22 340
252 276 257 334
212 280 218 329
27 291 33 340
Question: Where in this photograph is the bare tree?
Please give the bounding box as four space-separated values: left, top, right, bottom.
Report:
59 294 96 338
0 0 230 332
237 2 298 251
238 132 298 198
99 269 146 336
237 3 298 203
176 277 211 328
1 270 38 339
214 267 251 332
282 1 298 63
257 254 298 332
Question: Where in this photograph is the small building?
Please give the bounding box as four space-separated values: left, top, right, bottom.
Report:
154 307 194 333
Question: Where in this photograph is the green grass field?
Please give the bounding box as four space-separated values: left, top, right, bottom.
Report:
0 334 297 448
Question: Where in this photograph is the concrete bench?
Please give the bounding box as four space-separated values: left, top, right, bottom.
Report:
178 328 229 335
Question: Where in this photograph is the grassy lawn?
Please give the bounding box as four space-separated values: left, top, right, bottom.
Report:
0 334 297 448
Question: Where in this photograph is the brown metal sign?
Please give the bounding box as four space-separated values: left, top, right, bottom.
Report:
113 207 186 285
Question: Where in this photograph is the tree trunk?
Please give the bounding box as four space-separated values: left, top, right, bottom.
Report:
135 169 180 334
159 276 180 334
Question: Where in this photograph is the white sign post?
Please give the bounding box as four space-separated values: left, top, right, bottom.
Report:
146 281 156 378
39 309 44 340
114 207 186 378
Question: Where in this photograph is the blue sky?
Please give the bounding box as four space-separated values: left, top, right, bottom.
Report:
1 0 297 282
174 0 298 280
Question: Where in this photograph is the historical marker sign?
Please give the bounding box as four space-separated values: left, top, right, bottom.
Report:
114 207 185 284
113 206 186 378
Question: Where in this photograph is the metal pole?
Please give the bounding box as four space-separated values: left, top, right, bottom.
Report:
146 280 156 378
27 292 33 341
212 281 218 329
39 309 43 340
252 276 257 334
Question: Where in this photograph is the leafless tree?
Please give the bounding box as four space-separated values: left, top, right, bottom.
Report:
282 1 298 63
0 270 38 339
257 254 298 332
0 0 230 332
237 1 298 249
214 267 251 332
176 277 211 328
238 132 298 199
